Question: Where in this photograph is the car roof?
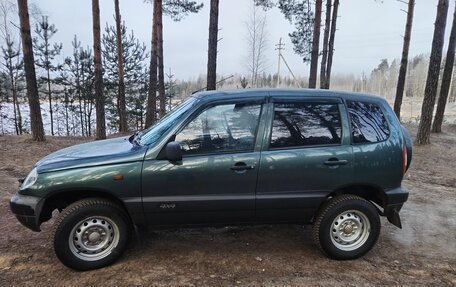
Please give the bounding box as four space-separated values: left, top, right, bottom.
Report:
193 88 387 104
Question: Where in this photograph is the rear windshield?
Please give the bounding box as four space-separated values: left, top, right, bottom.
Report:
347 100 390 144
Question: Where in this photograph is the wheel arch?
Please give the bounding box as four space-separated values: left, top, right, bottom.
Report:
39 189 132 226
320 184 388 215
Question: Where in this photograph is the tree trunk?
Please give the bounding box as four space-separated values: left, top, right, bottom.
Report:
115 0 128 132
308 0 322 89
416 0 449 145
17 0 45 141
11 83 19 135
64 90 69 136
450 71 456 102
320 0 331 89
394 0 415 120
75 60 85 136
325 0 339 89
92 0 106 139
145 0 159 128
206 0 219 91
432 3 456 133
157 0 166 118
46 68 54 135
7 49 23 135
15 95 23 134
78 96 84 136
41 24 55 137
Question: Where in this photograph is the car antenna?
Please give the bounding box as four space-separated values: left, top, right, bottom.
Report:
191 75 234 94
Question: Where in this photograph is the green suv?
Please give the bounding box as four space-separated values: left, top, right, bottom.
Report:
10 89 411 270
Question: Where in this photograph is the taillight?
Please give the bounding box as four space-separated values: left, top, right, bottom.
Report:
402 144 408 175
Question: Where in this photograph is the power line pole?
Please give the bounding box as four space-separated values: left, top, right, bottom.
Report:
275 38 284 87
280 53 301 88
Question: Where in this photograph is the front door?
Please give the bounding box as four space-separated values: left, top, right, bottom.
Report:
141 100 264 225
256 99 353 222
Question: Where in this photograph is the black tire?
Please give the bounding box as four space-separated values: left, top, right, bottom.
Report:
313 194 380 260
53 198 131 271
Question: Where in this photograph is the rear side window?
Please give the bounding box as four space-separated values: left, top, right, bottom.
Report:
270 102 342 149
347 101 390 143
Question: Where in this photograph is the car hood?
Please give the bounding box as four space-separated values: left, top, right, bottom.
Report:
35 137 148 173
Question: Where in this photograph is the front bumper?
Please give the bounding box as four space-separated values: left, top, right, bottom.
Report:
9 192 44 232
383 186 409 228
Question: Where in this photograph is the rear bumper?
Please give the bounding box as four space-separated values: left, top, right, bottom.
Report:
9 193 44 232
383 186 409 228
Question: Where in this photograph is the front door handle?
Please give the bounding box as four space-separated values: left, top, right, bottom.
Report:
324 158 348 166
230 162 256 171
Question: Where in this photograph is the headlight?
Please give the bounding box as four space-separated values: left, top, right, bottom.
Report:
21 168 38 190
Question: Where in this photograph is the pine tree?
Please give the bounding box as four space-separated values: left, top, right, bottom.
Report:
145 0 203 127
320 0 331 89
165 68 176 110
61 36 95 137
92 0 106 139
324 0 338 89
206 0 219 91
146 0 159 128
157 1 166 116
1 35 24 135
308 0 322 88
34 16 62 136
114 0 127 133
432 3 456 133
17 0 45 141
129 67 149 130
394 0 415 119
416 0 449 145
257 0 340 88
272 0 314 63
102 22 148 131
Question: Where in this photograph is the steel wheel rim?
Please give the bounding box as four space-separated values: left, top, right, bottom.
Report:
330 210 371 251
69 216 120 261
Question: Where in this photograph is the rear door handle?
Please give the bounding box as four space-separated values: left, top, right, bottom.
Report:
324 159 348 166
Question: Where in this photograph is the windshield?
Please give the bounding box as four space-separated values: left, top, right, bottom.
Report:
139 96 198 146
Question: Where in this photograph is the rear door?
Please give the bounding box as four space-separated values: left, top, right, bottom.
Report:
256 97 353 222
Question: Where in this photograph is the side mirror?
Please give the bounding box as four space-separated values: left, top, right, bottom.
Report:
165 141 182 162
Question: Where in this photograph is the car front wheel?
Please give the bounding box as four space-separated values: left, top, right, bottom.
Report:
53 198 131 270
313 194 380 260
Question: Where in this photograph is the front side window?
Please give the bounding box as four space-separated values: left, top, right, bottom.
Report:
270 102 342 149
347 101 390 143
175 103 262 155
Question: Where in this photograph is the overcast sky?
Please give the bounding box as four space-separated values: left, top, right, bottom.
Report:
30 0 456 80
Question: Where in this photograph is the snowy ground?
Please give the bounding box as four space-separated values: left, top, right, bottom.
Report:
0 102 118 136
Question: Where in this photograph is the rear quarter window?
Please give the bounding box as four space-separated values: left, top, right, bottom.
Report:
347 100 390 144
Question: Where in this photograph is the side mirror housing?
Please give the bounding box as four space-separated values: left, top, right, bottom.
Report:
165 141 182 162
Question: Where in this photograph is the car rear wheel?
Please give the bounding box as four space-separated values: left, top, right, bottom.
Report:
313 194 380 260
53 198 131 270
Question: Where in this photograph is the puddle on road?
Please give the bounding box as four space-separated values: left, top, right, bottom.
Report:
385 199 456 259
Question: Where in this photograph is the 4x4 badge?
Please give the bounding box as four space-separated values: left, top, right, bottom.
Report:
159 203 176 209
